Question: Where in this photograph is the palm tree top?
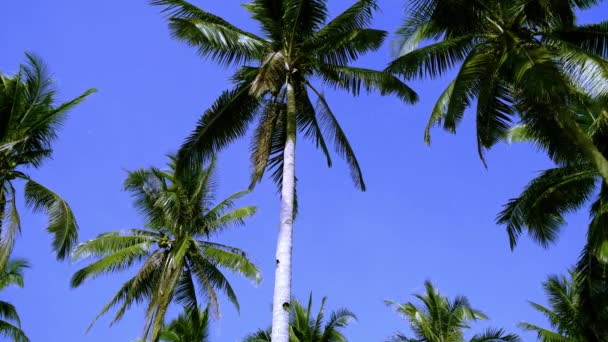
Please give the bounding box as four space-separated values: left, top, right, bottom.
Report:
0 54 95 266
151 0 418 191
386 281 488 342
71 156 260 342
387 0 608 166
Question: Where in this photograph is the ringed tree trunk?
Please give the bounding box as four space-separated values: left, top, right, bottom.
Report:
271 82 297 342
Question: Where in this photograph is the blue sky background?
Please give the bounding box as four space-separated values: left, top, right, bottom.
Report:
2 1 607 341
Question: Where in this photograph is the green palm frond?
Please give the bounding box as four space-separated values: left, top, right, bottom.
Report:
71 241 153 287
307 83 365 191
0 54 93 264
0 183 21 268
0 258 28 290
318 65 417 103
177 85 261 174
386 35 478 79
23 179 78 260
313 0 378 41
496 166 597 248
151 0 267 67
470 328 521 342
520 271 599 341
0 320 29 342
0 259 29 342
243 329 272 342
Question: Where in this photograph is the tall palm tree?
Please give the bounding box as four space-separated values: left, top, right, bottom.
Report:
0 258 30 342
0 53 95 267
520 271 603 341
243 294 356 342
385 281 520 342
497 92 608 338
151 1 417 340
159 306 210 342
388 0 608 183
71 156 260 342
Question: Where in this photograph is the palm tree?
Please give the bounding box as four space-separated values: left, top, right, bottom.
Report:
385 281 520 342
0 258 30 342
0 53 95 267
497 92 608 338
151 1 417 340
159 306 209 342
71 156 260 342
243 294 356 342
520 271 604 341
387 0 608 184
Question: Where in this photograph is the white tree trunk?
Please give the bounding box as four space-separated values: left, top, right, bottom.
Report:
271 83 297 342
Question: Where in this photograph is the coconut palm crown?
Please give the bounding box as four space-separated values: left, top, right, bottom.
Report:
385 281 520 342
71 156 260 342
0 53 95 266
388 0 608 183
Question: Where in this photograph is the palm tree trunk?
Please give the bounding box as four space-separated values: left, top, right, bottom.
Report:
271 82 297 342
560 111 608 186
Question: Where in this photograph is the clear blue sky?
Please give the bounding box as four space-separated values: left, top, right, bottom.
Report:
2 1 606 341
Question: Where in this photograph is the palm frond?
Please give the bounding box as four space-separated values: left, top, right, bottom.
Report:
470 328 521 342
318 65 418 103
306 82 365 191
177 85 261 175
152 0 267 66
496 166 596 248
200 243 261 284
23 179 78 260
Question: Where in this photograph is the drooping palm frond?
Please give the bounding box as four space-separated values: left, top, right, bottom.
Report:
72 156 259 342
496 165 597 249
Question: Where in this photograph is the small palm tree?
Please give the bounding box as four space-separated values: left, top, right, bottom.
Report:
150 1 416 340
0 54 95 266
386 281 520 342
71 157 260 342
243 294 356 342
0 258 30 342
520 271 603 341
388 0 608 184
159 306 209 342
